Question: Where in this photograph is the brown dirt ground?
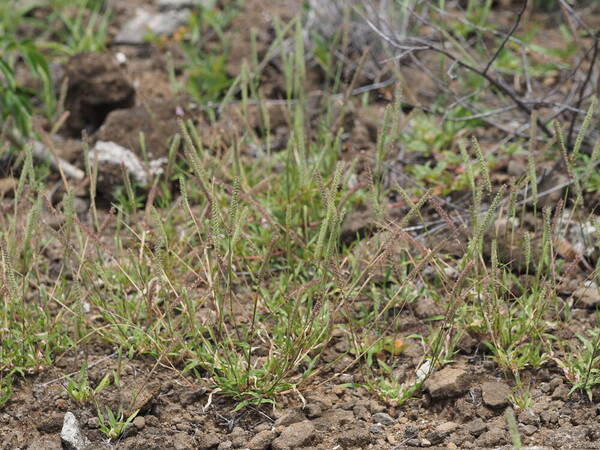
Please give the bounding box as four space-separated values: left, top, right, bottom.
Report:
2 1 600 449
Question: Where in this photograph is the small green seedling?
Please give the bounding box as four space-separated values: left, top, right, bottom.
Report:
508 384 534 410
63 364 112 404
0 376 13 407
562 328 600 401
97 406 139 439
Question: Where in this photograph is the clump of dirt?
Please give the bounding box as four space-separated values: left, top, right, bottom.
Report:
95 96 190 159
63 52 136 136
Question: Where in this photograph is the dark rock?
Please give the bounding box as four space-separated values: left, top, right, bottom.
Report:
518 409 540 426
229 426 248 448
247 430 277 450
36 413 64 433
476 427 507 447
552 383 570 401
481 381 511 409
520 424 537 436
427 421 459 444
337 426 372 446
372 412 395 426
64 52 134 136
541 409 559 424
424 367 470 399
271 421 315 450
305 403 322 418
465 418 487 437
312 408 354 431
197 432 221 450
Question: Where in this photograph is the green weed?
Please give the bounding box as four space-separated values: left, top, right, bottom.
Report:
559 323 600 401
97 406 139 439
43 0 111 55
63 364 112 404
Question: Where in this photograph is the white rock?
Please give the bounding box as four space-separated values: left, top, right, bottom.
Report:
416 359 431 383
89 141 168 189
61 412 90 450
115 8 190 44
90 141 149 185
115 52 127 64
158 0 215 10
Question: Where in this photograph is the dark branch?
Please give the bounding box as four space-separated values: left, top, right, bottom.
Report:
482 0 528 77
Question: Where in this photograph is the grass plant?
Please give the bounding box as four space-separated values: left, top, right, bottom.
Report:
1 0 599 419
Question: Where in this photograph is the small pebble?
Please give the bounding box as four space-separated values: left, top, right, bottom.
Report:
87 417 99 429
176 422 191 431
133 416 146 430
145 415 160 427
217 440 233 450
305 403 322 418
369 424 383 434
332 385 346 396
372 412 396 426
